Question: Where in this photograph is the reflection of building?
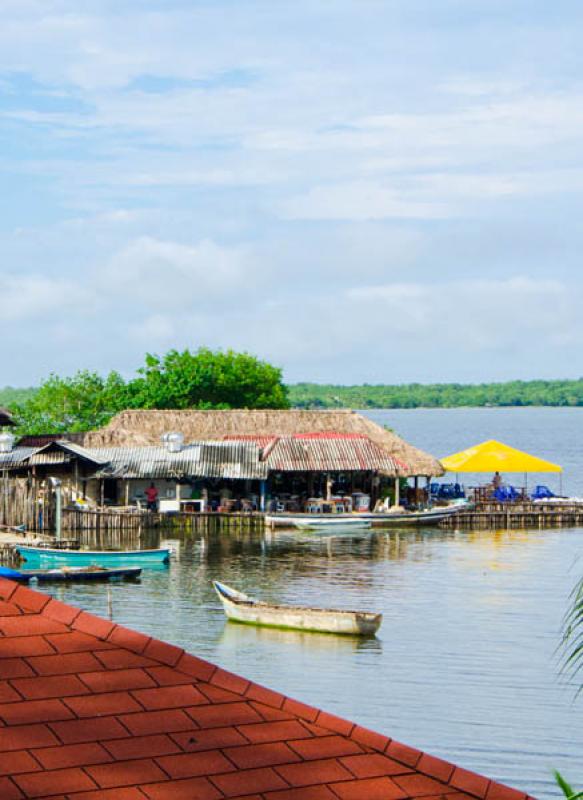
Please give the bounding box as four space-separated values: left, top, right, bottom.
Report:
0 410 443 515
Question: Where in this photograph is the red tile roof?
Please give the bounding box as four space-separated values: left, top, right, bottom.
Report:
0 578 533 800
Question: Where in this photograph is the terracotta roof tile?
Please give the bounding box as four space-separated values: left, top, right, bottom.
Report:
0 659 36 679
0 751 42 776
0 697 75 725
0 579 535 800
0 776 25 799
141 775 222 799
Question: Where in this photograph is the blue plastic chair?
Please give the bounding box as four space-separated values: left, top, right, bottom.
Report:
531 485 555 500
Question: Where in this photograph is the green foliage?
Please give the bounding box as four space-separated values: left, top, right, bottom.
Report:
9 348 289 435
289 379 583 409
554 770 583 800
125 348 289 411
556 579 583 796
0 386 36 407
10 371 128 435
561 577 583 687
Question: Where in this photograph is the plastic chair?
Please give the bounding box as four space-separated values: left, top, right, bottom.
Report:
531 485 555 500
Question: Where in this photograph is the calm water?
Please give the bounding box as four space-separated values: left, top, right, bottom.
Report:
37 408 583 798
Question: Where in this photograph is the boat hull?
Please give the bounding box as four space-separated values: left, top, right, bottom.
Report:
214 582 381 636
266 515 371 530
16 546 170 568
266 503 466 529
0 565 142 582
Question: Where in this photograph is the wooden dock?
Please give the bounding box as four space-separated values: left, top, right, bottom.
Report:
61 509 265 535
440 501 583 529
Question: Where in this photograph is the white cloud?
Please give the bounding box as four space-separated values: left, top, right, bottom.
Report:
98 236 250 310
1 1 583 383
283 181 453 221
0 274 92 321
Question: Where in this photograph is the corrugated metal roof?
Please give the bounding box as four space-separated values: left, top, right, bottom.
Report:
226 434 405 475
26 441 108 467
90 441 268 480
0 447 36 467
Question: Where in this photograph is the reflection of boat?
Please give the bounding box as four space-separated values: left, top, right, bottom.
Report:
266 515 371 531
16 545 170 568
0 565 142 582
213 581 382 636
218 612 382 654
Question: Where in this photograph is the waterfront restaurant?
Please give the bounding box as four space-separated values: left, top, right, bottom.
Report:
79 409 444 511
0 409 443 516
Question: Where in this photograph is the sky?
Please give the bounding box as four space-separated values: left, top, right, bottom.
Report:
2 0 583 387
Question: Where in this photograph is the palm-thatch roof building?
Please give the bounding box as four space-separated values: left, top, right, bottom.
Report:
81 409 443 478
0 411 442 521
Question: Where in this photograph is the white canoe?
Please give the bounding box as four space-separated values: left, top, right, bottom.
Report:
213 581 382 636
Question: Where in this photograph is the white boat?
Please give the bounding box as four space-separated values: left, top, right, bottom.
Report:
265 514 372 531
266 502 467 529
213 581 382 636
368 504 467 526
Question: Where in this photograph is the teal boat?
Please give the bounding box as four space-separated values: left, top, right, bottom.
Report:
16 545 170 568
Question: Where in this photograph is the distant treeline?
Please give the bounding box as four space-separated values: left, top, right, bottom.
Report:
0 387 36 407
288 380 583 409
4 378 583 426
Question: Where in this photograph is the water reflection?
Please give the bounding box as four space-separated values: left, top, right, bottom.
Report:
218 619 383 655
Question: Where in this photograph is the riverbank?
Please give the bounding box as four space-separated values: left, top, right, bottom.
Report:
290 379 583 409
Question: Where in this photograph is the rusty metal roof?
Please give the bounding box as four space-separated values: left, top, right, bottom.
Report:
227 434 406 475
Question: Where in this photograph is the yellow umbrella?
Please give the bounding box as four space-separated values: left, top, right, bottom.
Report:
441 439 562 473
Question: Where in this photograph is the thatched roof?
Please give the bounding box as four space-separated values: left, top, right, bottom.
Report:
81 409 444 477
0 408 15 427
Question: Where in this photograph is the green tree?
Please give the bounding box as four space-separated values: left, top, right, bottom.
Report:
11 371 127 434
126 348 289 410
11 349 289 434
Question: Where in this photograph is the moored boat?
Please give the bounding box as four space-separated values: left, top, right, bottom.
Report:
266 501 468 529
213 581 382 636
16 545 170 568
368 503 468 526
0 565 142 582
265 514 371 531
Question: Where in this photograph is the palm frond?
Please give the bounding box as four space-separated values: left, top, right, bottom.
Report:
554 770 583 800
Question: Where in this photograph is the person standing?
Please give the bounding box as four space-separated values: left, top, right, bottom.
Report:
145 482 159 512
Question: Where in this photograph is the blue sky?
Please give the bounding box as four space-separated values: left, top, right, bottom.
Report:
2 0 583 386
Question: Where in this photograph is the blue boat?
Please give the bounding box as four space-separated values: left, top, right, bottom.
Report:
0 565 142 582
16 545 170 568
